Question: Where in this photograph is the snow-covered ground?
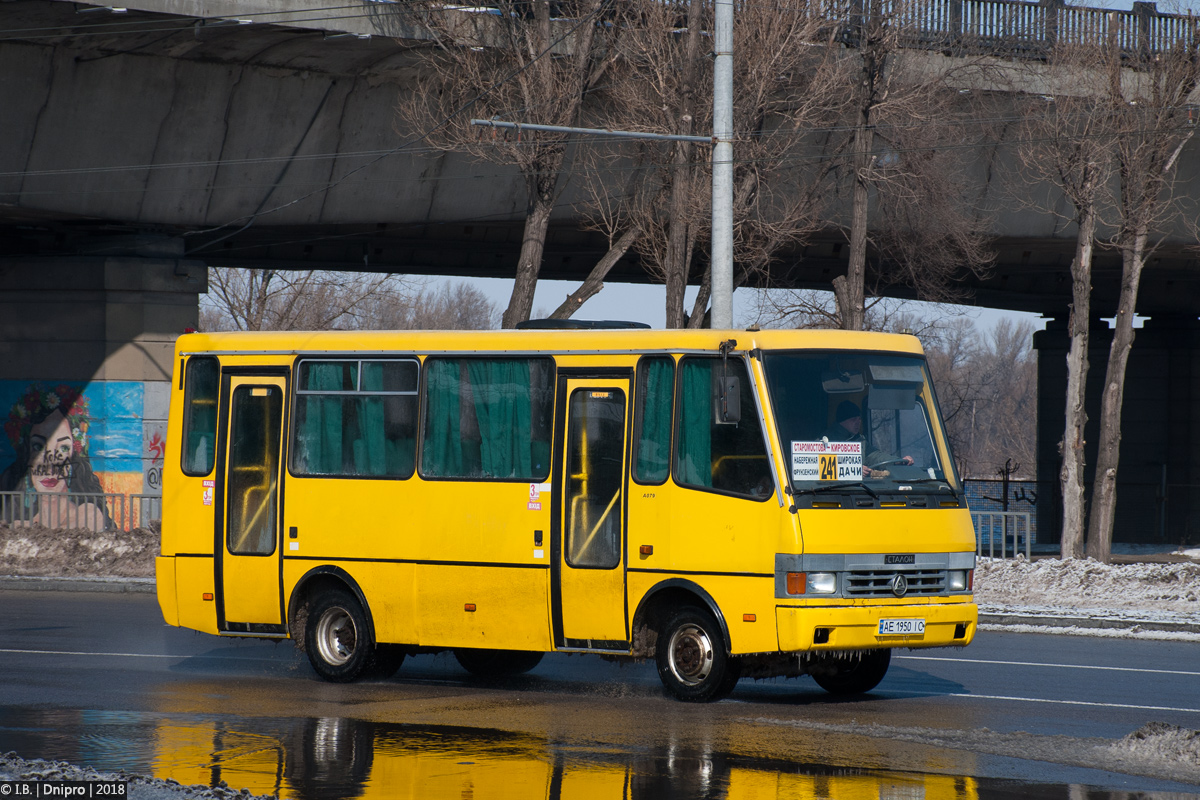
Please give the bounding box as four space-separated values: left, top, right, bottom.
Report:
974 553 1200 638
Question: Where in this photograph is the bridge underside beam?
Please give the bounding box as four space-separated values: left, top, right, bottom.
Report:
6 216 1199 319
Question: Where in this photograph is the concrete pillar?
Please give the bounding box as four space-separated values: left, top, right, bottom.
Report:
0 253 205 528
1033 314 1200 549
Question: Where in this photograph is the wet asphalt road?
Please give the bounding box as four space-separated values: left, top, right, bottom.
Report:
0 589 1198 797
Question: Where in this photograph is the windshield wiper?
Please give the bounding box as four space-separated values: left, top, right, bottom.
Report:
894 477 959 496
795 481 879 499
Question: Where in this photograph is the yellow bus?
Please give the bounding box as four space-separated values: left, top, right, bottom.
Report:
155 324 977 702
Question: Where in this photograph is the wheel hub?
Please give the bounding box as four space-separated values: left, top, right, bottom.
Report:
315 606 357 666
668 623 714 686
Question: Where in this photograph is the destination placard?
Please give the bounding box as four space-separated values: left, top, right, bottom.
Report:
791 440 862 482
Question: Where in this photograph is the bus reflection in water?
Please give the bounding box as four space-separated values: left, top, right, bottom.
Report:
156 325 977 701
150 715 981 800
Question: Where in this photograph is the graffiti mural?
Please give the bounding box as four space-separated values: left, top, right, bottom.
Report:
144 424 166 493
0 381 150 531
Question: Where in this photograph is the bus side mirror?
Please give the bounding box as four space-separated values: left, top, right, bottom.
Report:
716 377 741 424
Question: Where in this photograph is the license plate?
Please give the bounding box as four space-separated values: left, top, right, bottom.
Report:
878 618 925 636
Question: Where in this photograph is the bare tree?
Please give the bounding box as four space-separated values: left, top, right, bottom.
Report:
904 315 1037 480
395 0 622 328
609 0 844 328
749 287 909 331
591 0 711 328
1087 33 1200 562
831 0 994 330
588 0 846 328
200 269 408 331
1014 46 1118 558
362 281 501 330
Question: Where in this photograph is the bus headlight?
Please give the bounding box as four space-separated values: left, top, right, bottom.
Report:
807 572 837 594
948 570 972 592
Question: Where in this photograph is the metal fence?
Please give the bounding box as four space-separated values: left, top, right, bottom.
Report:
971 510 1033 558
0 491 162 532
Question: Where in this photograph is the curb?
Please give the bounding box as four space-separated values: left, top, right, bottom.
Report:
0 576 156 594
978 611 1200 635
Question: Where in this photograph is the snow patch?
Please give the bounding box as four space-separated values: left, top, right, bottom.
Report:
1103 722 1200 767
976 555 1200 616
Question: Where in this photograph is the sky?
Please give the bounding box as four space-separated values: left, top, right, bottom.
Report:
438 275 1049 333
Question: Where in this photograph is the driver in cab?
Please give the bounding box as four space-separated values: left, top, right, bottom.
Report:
823 401 913 477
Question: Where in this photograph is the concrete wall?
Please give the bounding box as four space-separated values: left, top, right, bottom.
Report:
0 255 204 522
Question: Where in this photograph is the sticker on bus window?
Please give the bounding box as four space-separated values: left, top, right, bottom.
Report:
791 441 862 482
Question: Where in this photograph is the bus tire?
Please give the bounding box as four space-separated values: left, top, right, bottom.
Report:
656 607 739 702
454 648 544 678
305 588 375 683
810 649 891 695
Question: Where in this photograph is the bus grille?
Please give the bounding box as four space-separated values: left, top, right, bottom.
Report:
846 569 947 596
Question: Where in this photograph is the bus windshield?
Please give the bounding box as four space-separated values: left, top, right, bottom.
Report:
761 351 958 495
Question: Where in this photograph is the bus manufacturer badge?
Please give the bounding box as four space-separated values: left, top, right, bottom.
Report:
890 574 909 597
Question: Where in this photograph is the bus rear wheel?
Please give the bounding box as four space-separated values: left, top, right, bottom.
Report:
305 588 376 683
809 649 891 695
454 648 544 678
656 607 739 702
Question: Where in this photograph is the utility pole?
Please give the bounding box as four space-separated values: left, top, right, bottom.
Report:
710 0 734 329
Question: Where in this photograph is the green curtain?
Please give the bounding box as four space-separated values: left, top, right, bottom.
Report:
422 360 463 477
301 363 346 474
635 357 674 482
467 360 533 479
421 359 539 479
350 397 385 475
353 362 384 476
676 360 713 487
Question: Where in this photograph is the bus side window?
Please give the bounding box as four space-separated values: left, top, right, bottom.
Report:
292 359 419 478
421 357 554 481
181 356 219 476
675 357 771 499
633 355 674 484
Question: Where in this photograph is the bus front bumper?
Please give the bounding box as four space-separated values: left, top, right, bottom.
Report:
776 601 977 652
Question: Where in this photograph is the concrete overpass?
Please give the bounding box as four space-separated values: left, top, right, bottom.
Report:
1 0 1198 544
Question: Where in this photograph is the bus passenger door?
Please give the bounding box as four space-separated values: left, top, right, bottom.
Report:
554 377 630 649
217 374 287 634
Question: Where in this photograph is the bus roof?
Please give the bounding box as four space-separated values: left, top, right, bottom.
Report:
174 327 926 357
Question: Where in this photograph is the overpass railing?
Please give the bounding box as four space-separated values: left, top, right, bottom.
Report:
822 0 1199 58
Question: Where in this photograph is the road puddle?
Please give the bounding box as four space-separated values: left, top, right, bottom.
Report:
0 708 1187 799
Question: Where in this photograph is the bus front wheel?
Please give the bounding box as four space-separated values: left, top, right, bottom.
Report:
809 649 891 695
656 607 740 702
305 588 376 683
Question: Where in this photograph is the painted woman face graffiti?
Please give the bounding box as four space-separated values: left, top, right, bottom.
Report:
2 383 110 530
28 409 75 493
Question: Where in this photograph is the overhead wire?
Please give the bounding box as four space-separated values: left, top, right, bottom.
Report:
5 101 1192 185
4 114 1194 205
